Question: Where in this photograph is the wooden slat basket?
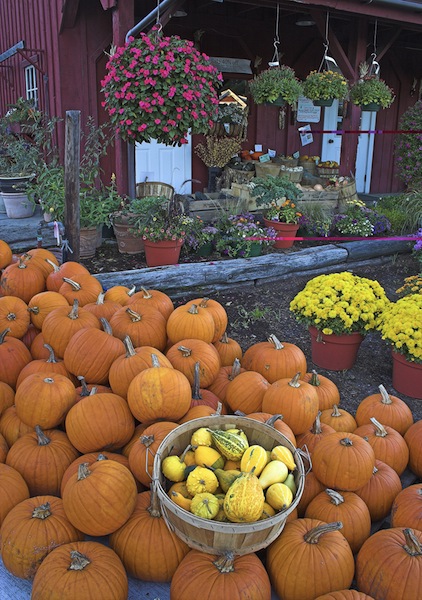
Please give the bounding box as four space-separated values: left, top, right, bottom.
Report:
316 166 340 177
254 162 281 178
136 181 175 200
279 165 304 183
152 415 305 556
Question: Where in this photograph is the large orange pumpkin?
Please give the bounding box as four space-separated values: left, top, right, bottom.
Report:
267 519 355 600
109 301 168 350
0 495 83 580
355 384 414 435
170 549 272 600
62 460 138 536
60 451 130 497
110 489 190 581
166 338 221 388
31 540 128 600
0 328 33 389
0 257 46 302
356 528 422 599
27 290 70 329
225 370 271 414
353 417 409 476
354 459 402 522
65 391 135 453
0 463 30 527
242 334 307 383
0 295 30 338
166 302 216 344
404 419 422 478
6 426 79 497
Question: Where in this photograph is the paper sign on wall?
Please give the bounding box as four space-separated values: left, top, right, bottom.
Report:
297 97 321 123
298 125 313 146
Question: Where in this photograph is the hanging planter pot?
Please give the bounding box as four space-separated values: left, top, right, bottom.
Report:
312 98 334 107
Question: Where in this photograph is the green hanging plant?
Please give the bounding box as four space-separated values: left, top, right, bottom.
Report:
249 65 303 107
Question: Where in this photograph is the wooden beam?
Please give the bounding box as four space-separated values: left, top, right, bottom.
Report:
60 0 80 32
64 111 81 263
310 9 355 80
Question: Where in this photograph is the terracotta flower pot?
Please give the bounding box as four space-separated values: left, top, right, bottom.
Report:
309 326 364 371
392 351 422 399
263 219 299 249
143 239 183 267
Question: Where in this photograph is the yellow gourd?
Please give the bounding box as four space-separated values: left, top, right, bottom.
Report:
224 471 265 523
190 493 219 519
191 427 213 447
265 482 293 511
260 501 277 520
168 481 191 498
270 445 296 471
258 460 288 489
170 491 192 511
186 466 219 496
161 455 187 482
208 429 249 461
240 445 268 476
194 445 225 469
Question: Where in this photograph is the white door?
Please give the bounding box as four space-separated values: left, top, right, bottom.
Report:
135 136 192 194
355 110 377 193
321 100 342 163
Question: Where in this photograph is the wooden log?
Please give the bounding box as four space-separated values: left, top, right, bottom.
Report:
335 239 413 260
63 111 81 262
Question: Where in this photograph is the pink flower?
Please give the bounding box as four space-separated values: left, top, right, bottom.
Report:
154 118 161 125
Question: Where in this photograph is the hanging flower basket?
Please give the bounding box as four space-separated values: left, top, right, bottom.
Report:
302 70 349 105
101 26 223 146
249 65 303 108
349 75 395 110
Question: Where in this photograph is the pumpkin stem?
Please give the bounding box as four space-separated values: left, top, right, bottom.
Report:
179 444 193 462
268 334 284 350
62 277 81 291
288 372 302 388
340 437 353 447
140 286 153 299
198 298 209 308
213 552 235 573
95 292 106 305
69 550 91 571
127 285 137 297
191 361 202 400
68 299 80 320
77 462 91 481
403 528 422 556
325 489 344 505
6 311 16 322
266 414 285 427
0 328 11 344
187 304 199 315
331 404 341 417
17 257 29 269
369 416 388 437
35 425 51 446
28 306 40 315
177 345 192 357
309 370 321 387
148 482 163 518
311 411 323 435
123 335 136 357
77 375 90 397
151 354 161 368
97 453 108 461
43 344 58 363
219 331 229 344
126 307 141 322
32 502 52 520
99 317 113 335
140 434 155 448
228 357 242 381
378 384 392 405
46 258 59 271
304 521 343 544
89 386 98 395
213 401 223 416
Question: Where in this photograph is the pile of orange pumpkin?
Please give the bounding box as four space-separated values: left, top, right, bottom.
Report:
0 238 421 600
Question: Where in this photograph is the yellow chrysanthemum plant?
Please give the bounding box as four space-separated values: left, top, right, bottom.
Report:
289 272 389 336
378 294 422 363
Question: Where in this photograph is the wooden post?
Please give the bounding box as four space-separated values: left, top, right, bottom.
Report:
63 111 81 262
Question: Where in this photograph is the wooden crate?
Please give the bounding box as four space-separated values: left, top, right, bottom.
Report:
297 188 340 211
187 190 259 222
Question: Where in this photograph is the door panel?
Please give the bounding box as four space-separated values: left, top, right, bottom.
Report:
321 100 342 163
355 110 377 193
135 135 192 194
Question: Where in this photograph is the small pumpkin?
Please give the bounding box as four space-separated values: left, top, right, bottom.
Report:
319 404 357 433
390 483 422 531
0 463 30 527
355 384 413 435
354 459 402 522
353 417 409 476
404 420 422 478
0 328 36 389
58 274 103 306
166 338 221 388
225 370 271 414
213 331 243 366
166 302 216 344
242 334 307 383
0 295 30 339
302 370 340 412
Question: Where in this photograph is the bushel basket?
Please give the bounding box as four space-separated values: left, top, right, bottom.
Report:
152 415 305 556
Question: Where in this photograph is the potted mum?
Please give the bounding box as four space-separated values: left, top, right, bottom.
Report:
186 216 219 257
289 272 389 370
215 212 276 258
132 195 194 267
250 175 303 248
249 65 303 108
303 70 349 107
101 26 222 146
378 294 422 399
350 71 395 111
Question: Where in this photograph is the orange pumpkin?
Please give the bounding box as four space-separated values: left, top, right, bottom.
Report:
126 286 174 319
62 460 138 536
128 421 178 487
0 239 13 270
60 451 130 497
404 419 422 478
267 519 355 600
170 549 272 600
213 331 243 366
0 295 30 338
302 370 340 412
45 260 90 292
0 494 84 580
0 381 15 417
354 417 409 476
82 291 122 321
166 302 216 344
58 274 103 306
109 301 168 351
21 248 59 279
31 540 128 600
245 412 296 447
16 344 76 389
355 384 414 435
296 412 336 456
0 328 32 389
262 372 319 435
390 483 422 530
188 297 228 342
0 257 46 303
27 290 70 329
242 334 307 383
296 471 326 518
225 370 270 414
0 431 8 463
354 459 402 522
189 361 222 411
0 405 33 447
127 354 191 423
319 404 357 433
166 338 221 388
0 463 30 527
110 489 190 582
104 283 136 305
6 426 79 497
207 358 245 403
30 331 50 359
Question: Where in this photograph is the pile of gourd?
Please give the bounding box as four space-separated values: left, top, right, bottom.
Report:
0 239 421 600
163 426 297 522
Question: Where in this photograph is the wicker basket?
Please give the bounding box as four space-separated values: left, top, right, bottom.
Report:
338 179 358 204
298 158 317 175
279 165 303 183
316 166 340 177
153 415 305 556
254 162 281 178
276 157 299 168
136 181 175 200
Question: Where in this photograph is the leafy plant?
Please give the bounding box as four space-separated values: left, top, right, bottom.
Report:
185 216 219 251
215 212 276 257
132 195 194 242
331 199 391 237
303 70 349 101
250 175 302 209
376 193 422 234
101 26 222 146
249 66 303 107
349 70 395 109
394 100 422 187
